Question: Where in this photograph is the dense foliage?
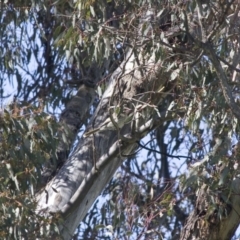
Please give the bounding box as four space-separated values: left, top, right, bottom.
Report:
1 0 240 239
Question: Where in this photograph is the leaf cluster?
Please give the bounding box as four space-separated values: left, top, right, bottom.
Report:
0 103 60 238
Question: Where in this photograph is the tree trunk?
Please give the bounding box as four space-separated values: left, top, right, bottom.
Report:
36 49 173 239
40 84 96 186
180 139 240 240
36 2 240 239
180 178 240 240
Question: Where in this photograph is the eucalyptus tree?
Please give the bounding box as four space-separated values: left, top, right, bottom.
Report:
1 0 240 239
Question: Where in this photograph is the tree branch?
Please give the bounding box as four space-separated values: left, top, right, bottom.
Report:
202 42 240 120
